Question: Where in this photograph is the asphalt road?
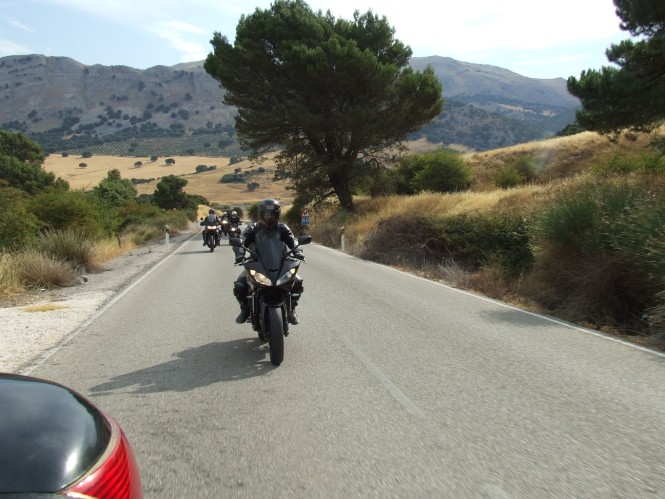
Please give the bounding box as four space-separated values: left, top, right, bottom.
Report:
31 235 665 498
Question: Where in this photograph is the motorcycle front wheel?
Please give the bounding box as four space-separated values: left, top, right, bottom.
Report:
208 234 215 252
267 307 284 366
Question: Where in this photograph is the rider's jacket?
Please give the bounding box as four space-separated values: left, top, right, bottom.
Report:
202 214 220 226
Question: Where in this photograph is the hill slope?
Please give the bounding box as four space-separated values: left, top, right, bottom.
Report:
0 54 579 154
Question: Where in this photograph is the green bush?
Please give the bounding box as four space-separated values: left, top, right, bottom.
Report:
360 213 532 278
220 173 244 183
494 166 524 189
29 189 105 237
0 187 39 249
435 212 533 277
410 150 473 193
495 156 538 188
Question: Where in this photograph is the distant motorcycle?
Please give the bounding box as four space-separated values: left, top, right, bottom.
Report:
230 234 311 366
228 222 242 239
202 224 220 252
220 219 229 236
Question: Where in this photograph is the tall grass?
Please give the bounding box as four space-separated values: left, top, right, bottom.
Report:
37 230 103 273
0 213 192 297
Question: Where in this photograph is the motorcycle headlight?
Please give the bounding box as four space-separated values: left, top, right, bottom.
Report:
276 268 297 286
249 269 272 286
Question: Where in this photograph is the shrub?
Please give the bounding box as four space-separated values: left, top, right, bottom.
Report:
29 189 105 237
531 176 665 330
37 229 103 273
360 213 532 278
220 173 244 183
495 156 538 188
13 248 79 289
394 150 472 194
0 187 39 249
494 166 524 189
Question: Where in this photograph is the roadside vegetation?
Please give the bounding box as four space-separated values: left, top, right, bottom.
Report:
0 130 198 303
303 130 665 349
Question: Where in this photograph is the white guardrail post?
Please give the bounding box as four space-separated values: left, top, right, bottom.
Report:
340 226 345 253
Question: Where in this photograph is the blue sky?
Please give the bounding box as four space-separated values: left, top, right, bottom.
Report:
1 0 628 79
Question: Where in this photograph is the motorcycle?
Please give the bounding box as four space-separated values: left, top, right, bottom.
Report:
230 234 311 366
228 222 242 239
203 224 220 252
220 219 229 236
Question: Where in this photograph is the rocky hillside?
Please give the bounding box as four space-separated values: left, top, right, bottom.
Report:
0 54 580 154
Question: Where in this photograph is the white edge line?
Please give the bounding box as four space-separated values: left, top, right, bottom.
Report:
314 244 665 359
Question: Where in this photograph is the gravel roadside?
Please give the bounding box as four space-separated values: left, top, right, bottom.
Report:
0 228 197 375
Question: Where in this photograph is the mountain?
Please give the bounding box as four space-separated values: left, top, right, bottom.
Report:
0 54 579 154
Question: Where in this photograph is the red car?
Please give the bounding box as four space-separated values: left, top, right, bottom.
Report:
0 373 142 498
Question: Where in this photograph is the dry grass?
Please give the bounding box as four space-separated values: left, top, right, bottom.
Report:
43 153 294 206
93 235 138 263
463 130 660 190
21 303 68 312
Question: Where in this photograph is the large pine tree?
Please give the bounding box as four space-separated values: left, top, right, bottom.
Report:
567 0 665 133
204 0 442 211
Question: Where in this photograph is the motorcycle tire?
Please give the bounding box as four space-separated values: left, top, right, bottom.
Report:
208 234 215 252
267 307 284 366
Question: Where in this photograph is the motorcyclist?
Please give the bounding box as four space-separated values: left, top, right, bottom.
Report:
229 210 241 227
220 211 229 235
233 198 305 325
228 210 242 236
200 208 222 246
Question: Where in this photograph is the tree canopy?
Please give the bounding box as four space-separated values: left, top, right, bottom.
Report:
0 131 68 194
204 0 443 211
153 175 190 210
567 0 665 133
93 169 138 209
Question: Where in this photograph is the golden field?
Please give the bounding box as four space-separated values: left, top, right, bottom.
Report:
43 153 293 207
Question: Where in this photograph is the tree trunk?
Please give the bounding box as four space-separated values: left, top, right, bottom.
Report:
328 165 354 212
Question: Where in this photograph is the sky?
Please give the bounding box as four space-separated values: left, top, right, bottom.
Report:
0 0 630 79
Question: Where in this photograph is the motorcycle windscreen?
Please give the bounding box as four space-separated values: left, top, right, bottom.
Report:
254 238 287 280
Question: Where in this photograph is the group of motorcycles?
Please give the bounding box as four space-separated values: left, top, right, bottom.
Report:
200 212 312 366
201 216 242 252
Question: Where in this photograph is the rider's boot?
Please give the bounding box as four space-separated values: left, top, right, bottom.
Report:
287 296 300 325
236 305 250 324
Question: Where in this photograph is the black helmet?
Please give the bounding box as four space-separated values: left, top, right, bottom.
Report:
209 208 215 214
257 198 281 229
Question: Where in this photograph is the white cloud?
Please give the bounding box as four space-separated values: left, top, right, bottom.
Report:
9 20 34 33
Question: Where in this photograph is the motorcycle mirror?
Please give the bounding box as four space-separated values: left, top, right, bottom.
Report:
229 237 243 247
298 235 312 246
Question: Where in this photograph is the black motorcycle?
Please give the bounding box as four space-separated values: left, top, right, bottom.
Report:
228 221 242 239
230 235 311 366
